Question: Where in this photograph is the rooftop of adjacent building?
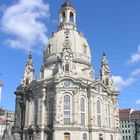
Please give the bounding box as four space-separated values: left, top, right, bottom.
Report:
0 117 6 125
119 108 140 121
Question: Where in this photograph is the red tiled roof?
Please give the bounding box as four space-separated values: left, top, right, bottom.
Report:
131 111 140 120
119 109 140 121
0 117 6 125
119 109 132 121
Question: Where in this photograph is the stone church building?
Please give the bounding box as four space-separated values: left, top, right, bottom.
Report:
12 0 121 140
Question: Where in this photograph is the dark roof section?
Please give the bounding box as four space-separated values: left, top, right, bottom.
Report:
119 109 132 121
131 110 140 120
119 109 140 121
61 0 75 9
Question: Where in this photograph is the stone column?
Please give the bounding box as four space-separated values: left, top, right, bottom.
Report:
74 13 76 23
28 100 33 127
40 87 46 140
66 10 69 23
25 100 29 128
88 93 92 140
14 96 21 129
73 90 78 125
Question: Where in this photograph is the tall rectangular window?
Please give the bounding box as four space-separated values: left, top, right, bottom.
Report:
97 115 101 127
64 95 71 124
97 100 101 127
83 133 87 140
64 111 70 124
81 98 85 125
81 113 85 125
48 98 54 125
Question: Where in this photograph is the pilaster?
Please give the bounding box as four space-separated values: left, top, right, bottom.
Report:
40 86 46 140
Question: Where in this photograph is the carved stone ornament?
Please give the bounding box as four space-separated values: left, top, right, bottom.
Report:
63 39 72 49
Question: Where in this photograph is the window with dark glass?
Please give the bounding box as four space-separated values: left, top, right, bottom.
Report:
83 133 87 140
26 78 29 85
70 12 74 22
48 45 52 54
97 100 101 127
62 12 66 22
81 98 85 125
64 95 71 124
83 45 87 54
64 95 70 109
65 63 69 72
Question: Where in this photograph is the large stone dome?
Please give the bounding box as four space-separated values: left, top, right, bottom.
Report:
44 29 91 66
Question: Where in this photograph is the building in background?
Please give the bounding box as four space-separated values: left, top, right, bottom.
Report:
0 117 6 139
119 109 140 140
0 108 14 140
13 0 121 140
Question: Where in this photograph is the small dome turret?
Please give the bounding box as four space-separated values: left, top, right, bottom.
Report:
59 0 77 30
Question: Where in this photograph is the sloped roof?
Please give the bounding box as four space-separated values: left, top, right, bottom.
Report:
119 109 140 121
131 110 140 120
119 109 132 121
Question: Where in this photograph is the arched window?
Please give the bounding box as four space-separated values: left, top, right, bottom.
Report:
26 78 29 85
70 12 74 22
64 95 70 109
83 133 87 140
64 95 71 124
48 98 54 125
81 97 85 125
65 63 69 72
83 45 87 54
64 132 70 140
108 103 111 127
62 12 66 22
97 100 101 127
48 44 52 54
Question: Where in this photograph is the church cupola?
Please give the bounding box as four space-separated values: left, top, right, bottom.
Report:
59 0 77 30
22 52 34 86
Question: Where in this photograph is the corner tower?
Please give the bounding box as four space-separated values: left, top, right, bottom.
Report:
22 52 34 86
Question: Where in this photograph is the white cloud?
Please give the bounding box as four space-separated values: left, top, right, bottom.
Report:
131 68 140 76
1 0 50 52
135 100 140 105
128 45 140 64
112 75 136 90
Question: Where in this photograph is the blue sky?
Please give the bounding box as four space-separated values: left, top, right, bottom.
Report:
0 0 140 111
